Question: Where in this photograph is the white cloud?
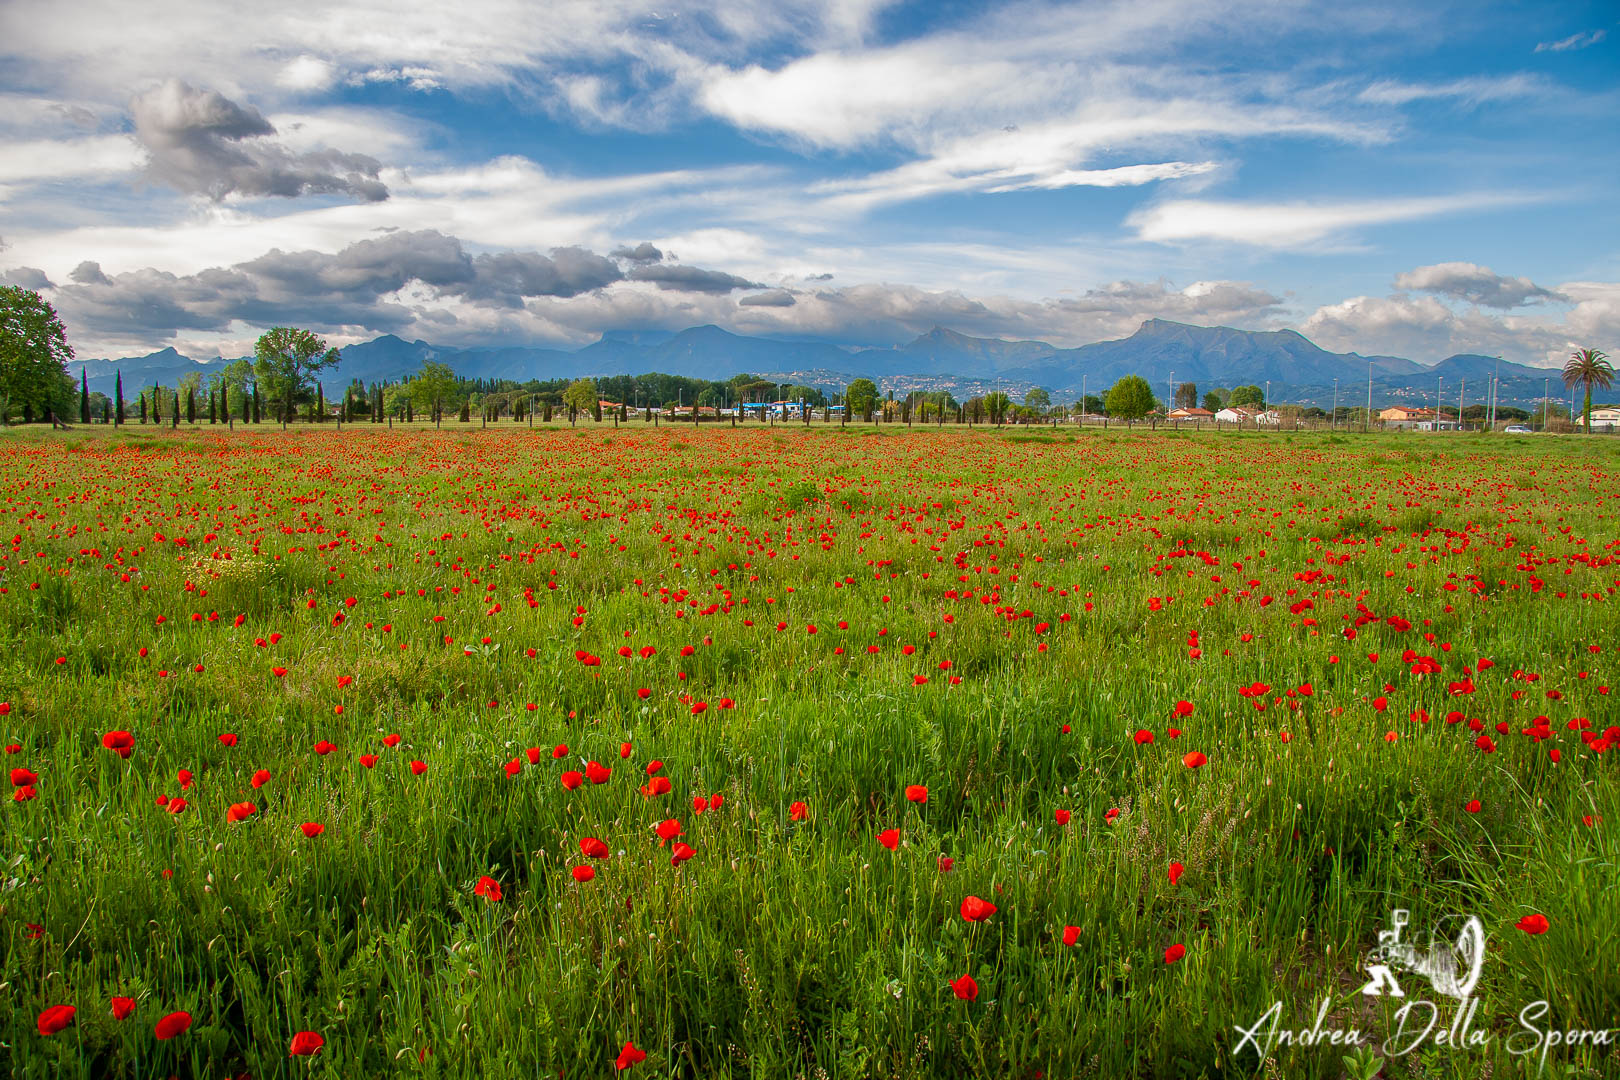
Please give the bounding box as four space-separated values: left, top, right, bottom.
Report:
1535 29 1606 53
276 56 338 92
0 135 144 187
1128 193 1535 249
1299 287 1610 366
1392 262 1565 308
1357 74 1547 106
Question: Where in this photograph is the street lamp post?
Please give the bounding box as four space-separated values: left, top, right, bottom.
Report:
1332 378 1339 430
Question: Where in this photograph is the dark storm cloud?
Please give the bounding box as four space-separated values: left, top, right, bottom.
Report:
626 263 763 292
131 79 389 202
738 288 796 307
609 242 664 263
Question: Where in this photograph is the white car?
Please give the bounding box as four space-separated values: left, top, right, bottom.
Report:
1503 425 1533 435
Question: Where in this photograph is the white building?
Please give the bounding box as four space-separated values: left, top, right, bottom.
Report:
1576 406 1620 431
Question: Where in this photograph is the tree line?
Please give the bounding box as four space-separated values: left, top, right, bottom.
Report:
2 287 1613 431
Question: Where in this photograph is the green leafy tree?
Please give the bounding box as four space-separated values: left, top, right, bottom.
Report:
1229 384 1265 409
1564 348 1614 433
845 378 878 420
563 378 598 414
985 391 1012 424
1105 375 1156 421
1202 391 1223 413
1175 382 1198 409
0 286 75 424
1024 387 1051 415
254 327 341 427
409 361 458 421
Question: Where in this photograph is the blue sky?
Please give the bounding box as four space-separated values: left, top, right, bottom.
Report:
0 0 1615 366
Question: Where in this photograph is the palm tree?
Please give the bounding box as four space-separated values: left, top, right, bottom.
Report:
1564 348 1615 433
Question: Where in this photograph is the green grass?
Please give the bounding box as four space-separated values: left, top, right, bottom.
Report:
1 421 1617 1079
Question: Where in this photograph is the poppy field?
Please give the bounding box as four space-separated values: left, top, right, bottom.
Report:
3 423 1618 1079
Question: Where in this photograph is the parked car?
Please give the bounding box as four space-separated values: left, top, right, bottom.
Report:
1503 425 1533 435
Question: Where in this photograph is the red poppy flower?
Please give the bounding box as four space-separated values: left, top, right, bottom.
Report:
557 769 583 790
1173 700 1194 718
1055 809 1072 826
640 776 670 796
290 1031 325 1056
585 761 611 784
1165 943 1187 964
314 741 337 756
1133 729 1154 745
1516 914 1550 935
37 1005 76 1036
905 785 928 803
580 837 610 859
1169 862 1185 886
616 1040 647 1070
218 733 238 746
619 742 632 759
636 687 651 699
177 769 193 790
227 801 256 822
383 734 401 748
938 856 954 872
709 794 723 811
670 842 696 866
645 760 663 775
111 997 136 1020
571 865 595 883
154 1011 192 1039
251 769 271 788
950 973 978 1001
1182 751 1207 768
101 731 135 758
1062 925 1080 946
272 666 288 677
300 822 325 837
359 754 378 769
877 828 900 851
505 759 522 778
656 819 682 841
1465 800 1481 814
474 875 502 902
410 760 427 775
10 767 37 787
166 796 187 814
960 895 997 922
789 801 807 821
1105 807 1122 825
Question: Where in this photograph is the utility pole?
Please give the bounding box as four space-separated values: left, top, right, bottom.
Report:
1435 377 1442 435
1169 369 1175 416
1491 356 1501 428
1458 379 1465 431
1543 377 1550 431
1366 361 1373 433
1081 375 1086 427
1332 378 1339 430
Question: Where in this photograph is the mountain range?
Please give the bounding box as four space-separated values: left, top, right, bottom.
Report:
77 319 1567 409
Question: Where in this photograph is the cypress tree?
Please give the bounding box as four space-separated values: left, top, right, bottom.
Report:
186 388 195 424
209 389 217 424
80 370 90 424
115 371 124 425
316 384 326 422
172 391 180 428
102 400 110 425
152 386 161 422
252 385 260 424
140 394 147 424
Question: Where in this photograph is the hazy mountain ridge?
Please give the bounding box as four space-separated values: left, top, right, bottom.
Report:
77 320 1563 408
